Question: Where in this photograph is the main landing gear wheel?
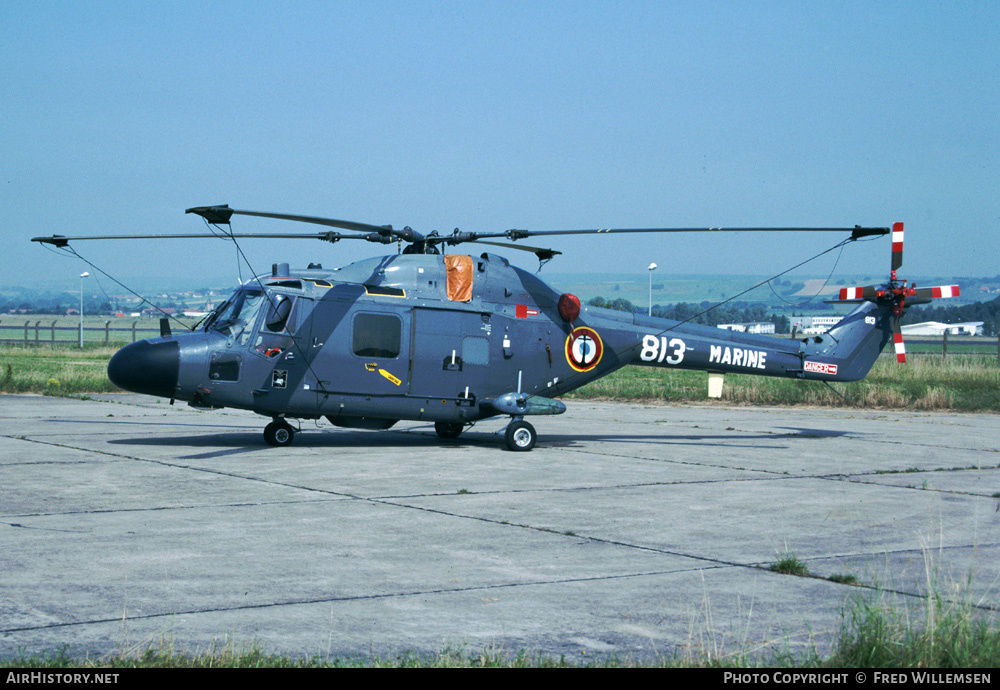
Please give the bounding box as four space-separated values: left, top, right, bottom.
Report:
434 421 465 439
504 420 536 452
264 420 295 447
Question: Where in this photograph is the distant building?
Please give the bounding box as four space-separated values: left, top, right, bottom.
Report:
718 322 775 334
901 321 983 336
789 316 841 335
790 316 984 337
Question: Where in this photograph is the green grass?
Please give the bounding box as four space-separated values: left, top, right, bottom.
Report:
0 345 121 394
906 343 995 354
828 595 1000 668
7 592 998 667
769 554 811 577
828 574 859 585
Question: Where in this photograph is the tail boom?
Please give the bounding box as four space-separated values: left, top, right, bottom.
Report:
617 301 893 383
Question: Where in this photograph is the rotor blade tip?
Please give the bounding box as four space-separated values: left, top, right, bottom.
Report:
185 205 233 224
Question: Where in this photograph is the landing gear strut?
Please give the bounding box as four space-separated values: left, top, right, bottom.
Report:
504 419 536 452
264 419 295 447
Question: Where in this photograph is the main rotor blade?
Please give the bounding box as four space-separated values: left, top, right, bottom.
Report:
466 240 562 261
184 205 426 241
31 232 371 247
460 225 890 244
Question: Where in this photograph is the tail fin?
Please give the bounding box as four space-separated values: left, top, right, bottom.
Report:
800 302 893 381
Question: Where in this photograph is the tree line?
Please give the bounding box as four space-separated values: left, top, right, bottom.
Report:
587 297 791 333
1 297 114 315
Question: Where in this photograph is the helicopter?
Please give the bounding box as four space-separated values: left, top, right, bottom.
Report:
32 206 960 451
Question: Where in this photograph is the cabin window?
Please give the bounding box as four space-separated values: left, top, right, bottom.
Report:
352 313 401 358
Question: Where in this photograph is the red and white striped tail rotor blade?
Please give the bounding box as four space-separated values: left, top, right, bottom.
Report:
839 285 878 300
890 222 904 272
913 284 961 300
892 317 906 363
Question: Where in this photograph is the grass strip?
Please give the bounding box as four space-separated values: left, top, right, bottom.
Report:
5 590 998 667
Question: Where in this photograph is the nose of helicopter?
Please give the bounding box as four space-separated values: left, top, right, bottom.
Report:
108 339 180 398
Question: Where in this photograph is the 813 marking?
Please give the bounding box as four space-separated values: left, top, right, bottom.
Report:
640 335 687 365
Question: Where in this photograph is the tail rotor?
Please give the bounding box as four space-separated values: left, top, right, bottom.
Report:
833 222 960 363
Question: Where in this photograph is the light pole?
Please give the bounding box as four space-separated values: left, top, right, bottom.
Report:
647 263 657 317
79 272 89 349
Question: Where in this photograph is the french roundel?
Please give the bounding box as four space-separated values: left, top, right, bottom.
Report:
565 327 603 372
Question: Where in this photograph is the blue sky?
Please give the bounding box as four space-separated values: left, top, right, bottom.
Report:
4 1 998 292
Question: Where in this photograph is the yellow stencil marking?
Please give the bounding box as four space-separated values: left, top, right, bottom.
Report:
378 368 402 386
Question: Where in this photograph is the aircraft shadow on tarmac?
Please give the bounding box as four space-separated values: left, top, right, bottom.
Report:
102 424 851 454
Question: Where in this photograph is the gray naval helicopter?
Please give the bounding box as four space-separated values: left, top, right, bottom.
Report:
33 207 959 451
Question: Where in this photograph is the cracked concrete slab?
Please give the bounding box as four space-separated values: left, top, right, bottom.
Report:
1 394 997 663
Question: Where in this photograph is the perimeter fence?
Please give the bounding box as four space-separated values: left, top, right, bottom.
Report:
0 317 164 347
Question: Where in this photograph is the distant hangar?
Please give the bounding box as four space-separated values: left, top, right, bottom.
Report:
790 316 983 336
901 321 984 336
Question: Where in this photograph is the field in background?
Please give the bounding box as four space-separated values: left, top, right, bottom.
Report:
565 353 1000 412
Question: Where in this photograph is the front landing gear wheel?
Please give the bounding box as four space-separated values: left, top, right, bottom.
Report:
504 420 536 452
264 421 295 447
435 422 465 439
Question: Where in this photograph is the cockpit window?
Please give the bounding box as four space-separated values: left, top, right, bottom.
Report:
264 294 294 333
250 294 309 359
205 288 266 344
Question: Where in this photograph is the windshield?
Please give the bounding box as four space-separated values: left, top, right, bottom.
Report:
204 288 266 343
